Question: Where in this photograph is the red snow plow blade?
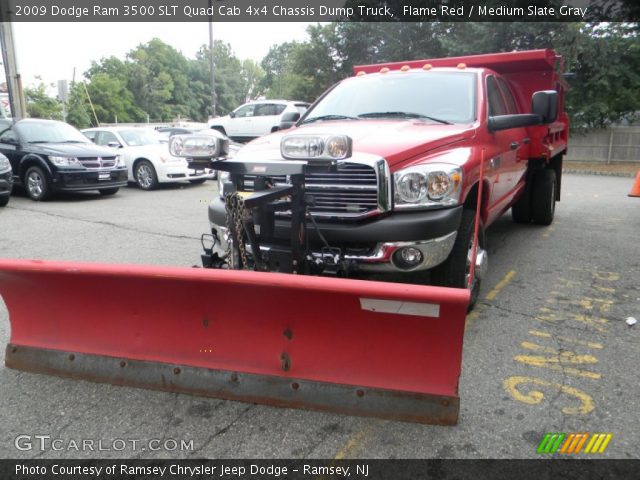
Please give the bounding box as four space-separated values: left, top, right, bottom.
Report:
0 258 469 425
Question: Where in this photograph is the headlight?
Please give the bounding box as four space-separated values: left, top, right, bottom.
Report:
281 134 352 161
115 154 126 167
0 156 10 173
169 134 219 158
394 163 462 210
49 156 82 167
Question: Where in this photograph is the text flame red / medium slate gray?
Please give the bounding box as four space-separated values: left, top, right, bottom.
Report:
0 258 469 425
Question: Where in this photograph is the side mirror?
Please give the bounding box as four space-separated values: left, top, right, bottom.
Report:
531 90 558 123
488 114 541 132
278 112 301 131
228 111 236 119
2 137 19 146
107 141 121 148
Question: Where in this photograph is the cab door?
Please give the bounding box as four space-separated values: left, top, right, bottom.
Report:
485 75 528 224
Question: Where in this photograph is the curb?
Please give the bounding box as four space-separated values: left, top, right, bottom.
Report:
562 169 637 178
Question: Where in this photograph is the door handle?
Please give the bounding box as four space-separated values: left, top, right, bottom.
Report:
510 141 519 150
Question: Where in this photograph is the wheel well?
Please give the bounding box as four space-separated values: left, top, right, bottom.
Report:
132 158 152 172
464 181 489 212
20 159 49 183
211 126 226 136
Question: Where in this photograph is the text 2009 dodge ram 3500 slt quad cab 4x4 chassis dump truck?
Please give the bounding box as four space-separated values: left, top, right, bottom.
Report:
203 49 569 309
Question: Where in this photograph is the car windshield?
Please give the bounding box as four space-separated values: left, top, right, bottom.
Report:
304 71 477 124
14 121 92 144
119 129 162 146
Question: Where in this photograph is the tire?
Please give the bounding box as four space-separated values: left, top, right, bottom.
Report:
134 160 158 190
99 187 119 196
511 183 532 224
531 168 556 226
24 166 51 201
431 209 484 311
0 195 9 207
189 179 207 185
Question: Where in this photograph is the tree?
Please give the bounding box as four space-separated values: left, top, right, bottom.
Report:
66 83 93 128
24 83 63 120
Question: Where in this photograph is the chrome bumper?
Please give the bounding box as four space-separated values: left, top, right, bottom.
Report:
209 223 457 273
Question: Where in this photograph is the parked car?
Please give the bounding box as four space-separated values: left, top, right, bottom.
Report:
0 119 128 201
156 127 197 143
208 100 310 142
82 127 215 190
0 152 12 206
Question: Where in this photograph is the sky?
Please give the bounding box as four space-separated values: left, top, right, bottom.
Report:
11 22 313 89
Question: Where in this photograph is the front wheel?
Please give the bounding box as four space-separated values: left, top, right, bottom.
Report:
0 195 9 207
431 209 485 310
134 160 158 190
24 166 51 201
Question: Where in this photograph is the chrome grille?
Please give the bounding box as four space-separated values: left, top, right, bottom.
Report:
78 157 117 169
242 162 379 218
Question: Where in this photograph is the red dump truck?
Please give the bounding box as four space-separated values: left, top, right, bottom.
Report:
0 49 569 426
206 49 570 308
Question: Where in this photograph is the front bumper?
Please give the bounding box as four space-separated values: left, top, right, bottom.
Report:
208 200 462 272
0 170 13 197
157 164 215 183
53 169 128 191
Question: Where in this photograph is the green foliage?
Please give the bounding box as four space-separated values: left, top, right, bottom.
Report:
24 83 63 120
24 25 640 131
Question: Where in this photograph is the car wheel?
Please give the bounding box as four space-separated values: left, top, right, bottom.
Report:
189 179 207 185
99 187 119 196
0 195 9 207
531 168 556 226
431 209 485 311
134 160 158 190
24 166 51 201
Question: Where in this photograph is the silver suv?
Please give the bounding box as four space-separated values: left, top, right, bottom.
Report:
208 100 309 143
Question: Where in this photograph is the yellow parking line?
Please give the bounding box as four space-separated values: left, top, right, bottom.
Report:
485 270 516 301
333 423 375 460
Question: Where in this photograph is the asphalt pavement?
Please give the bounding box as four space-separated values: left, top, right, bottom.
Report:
0 174 638 459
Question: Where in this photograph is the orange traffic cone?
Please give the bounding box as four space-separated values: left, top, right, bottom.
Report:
629 171 640 197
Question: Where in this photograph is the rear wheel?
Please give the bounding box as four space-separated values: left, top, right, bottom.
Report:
432 209 484 311
99 187 119 196
134 160 158 190
24 166 51 201
531 169 556 225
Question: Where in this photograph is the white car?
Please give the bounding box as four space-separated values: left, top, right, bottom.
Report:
208 100 309 142
82 127 215 190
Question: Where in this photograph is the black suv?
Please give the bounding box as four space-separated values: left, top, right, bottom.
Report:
0 118 128 201
0 152 11 207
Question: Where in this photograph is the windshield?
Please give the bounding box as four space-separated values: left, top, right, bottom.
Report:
14 121 91 144
119 129 162 146
305 71 477 124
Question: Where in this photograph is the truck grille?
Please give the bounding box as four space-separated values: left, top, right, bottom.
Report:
78 157 117 169
243 162 380 219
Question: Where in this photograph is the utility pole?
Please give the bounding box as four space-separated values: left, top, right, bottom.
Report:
0 3 27 119
208 0 216 118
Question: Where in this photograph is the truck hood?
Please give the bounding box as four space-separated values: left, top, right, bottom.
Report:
237 120 476 167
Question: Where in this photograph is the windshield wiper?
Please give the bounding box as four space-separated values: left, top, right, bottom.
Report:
27 141 51 144
300 114 360 125
358 111 452 124
53 140 88 144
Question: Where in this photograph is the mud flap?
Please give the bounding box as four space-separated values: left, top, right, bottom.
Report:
0 258 469 425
